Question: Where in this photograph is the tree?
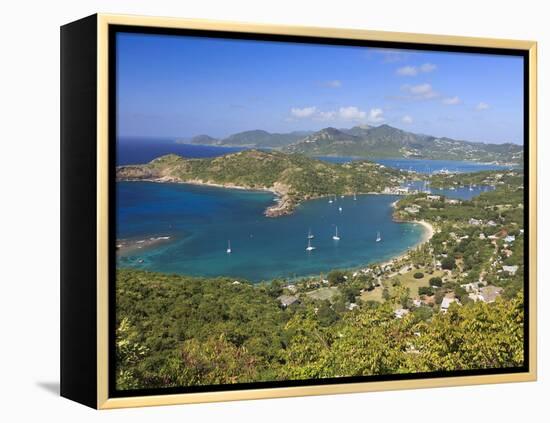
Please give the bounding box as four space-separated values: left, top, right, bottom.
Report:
441 257 456 270
429 276 443 287
317 301 339 326
116 317 149 390
412 306 433 321
413 272 424 279
267 279 284 298
411 294 524 371
328 270 346 286
418 286 434 296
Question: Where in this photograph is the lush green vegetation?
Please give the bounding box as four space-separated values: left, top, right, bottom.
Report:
116 168 526 391
117 150 404 215
394 170 525 298
428 169 524 189
116 268 523 390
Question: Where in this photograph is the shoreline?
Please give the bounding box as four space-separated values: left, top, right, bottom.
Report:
377 219 434 268
415 220 435 244
118 177 405 218
116 236 172 255
116 195 435 284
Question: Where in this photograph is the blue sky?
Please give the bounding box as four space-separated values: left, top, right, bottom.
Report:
117 32 524 144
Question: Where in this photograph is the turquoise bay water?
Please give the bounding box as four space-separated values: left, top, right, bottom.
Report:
115 143 503 282
117 182 424 282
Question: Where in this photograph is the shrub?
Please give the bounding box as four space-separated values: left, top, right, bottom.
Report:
441 257 456 270
418 286 434 296
328 270 346 286
429 276 443 287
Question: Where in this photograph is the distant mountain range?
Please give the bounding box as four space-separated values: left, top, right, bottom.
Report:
179 124 523 164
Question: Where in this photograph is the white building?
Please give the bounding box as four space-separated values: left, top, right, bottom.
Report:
440 296 460 313
502 265 519 275
394 308 410 319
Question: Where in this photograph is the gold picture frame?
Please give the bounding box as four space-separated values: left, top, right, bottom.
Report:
60 13 537 409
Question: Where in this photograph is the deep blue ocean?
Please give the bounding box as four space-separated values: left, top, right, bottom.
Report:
116 137 244 166
116 139 502 281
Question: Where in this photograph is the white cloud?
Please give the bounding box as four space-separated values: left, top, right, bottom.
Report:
409 84 433 95
317 110 337 121
396 66 418 76
401 115 413 124
476 102 490 110
396 63 437 76
290 106 317 118
322 80 342 88
401 83 439 99
420 63 437 73
290 105 383 123
367 108 385 123
339 106 367 121
372 48 410 63
442 96 461 105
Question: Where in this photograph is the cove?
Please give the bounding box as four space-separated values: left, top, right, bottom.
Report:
116 181 426 282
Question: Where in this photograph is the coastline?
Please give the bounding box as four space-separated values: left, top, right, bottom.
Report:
118 176 407 218
377 219 434 268
116 236 172 255
415 219 435 244
116 185 435 283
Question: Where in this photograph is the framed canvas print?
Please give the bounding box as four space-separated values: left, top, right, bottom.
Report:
60 14 537 409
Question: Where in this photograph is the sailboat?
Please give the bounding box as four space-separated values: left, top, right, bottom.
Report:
376 231 382 242
353 193 357 201
328 196 333 204
338 206 343 213
469 184 474 191
226 240 232 254
305 238 316 251
332 226 340 241
308 228 314 239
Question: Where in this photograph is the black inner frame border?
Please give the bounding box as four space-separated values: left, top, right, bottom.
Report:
107 24 531 399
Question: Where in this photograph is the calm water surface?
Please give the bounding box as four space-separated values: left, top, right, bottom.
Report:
117 182 425 282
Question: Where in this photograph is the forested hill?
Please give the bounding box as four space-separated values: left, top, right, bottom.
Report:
116 150 403 216
115 268 524 390
284 125 523 163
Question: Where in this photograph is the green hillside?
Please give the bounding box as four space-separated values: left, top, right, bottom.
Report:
116 150 403 216
116 268 524 390
284 125 523 163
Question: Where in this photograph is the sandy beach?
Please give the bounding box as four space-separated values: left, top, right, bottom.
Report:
377 219 435 268
415 220 435 243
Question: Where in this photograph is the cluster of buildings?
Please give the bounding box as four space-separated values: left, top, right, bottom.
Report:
460 282 504 303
